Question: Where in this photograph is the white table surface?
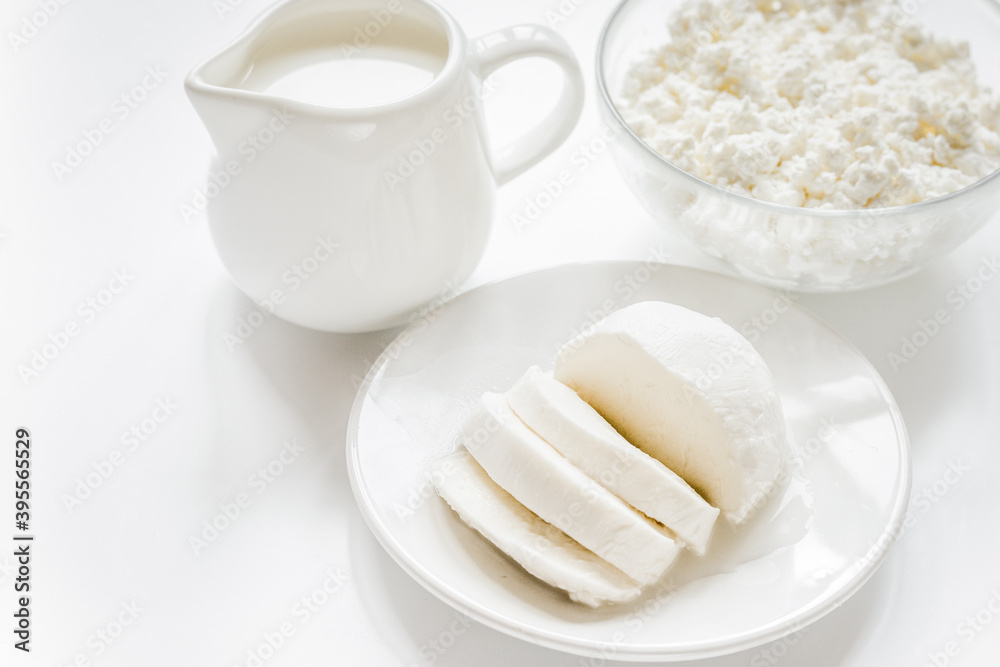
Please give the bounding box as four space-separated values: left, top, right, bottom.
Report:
3 0 1000 665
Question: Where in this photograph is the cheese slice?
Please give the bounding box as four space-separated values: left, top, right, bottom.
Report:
432 450 642 607
506 366 720 555
460 392 680 585
554 301 786 525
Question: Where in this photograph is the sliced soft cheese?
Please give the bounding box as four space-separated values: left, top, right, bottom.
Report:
553 301 786 525
460 392 680 585
432 449 642 607
506 366 720 555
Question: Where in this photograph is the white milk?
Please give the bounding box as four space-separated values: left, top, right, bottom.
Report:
238 12 449 108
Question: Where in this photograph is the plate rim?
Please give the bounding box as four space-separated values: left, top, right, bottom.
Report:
345 261 912 661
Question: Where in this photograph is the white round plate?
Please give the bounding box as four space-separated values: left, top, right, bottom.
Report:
346 263 911 661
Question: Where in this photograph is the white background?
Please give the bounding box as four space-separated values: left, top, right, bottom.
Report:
2 0 1000 665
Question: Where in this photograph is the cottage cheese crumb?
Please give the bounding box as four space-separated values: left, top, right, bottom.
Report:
619 0 1000 209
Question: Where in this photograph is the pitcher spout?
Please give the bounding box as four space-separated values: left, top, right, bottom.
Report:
184 56 293 160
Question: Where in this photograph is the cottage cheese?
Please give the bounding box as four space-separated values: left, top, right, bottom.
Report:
619 0 1000 209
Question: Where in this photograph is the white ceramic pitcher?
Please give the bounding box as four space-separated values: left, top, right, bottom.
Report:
185 0 584 333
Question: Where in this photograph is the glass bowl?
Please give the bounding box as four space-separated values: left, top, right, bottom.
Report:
596 0 1000 292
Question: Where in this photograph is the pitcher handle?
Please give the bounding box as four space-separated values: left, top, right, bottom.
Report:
472 25 585 186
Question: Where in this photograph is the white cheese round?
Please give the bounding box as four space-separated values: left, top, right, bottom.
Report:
432 450 643 607
506 366 720 555
459 392 680 585
553 301 787 524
